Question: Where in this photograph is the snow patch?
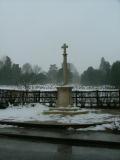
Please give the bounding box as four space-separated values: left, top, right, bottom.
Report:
0 104 120 131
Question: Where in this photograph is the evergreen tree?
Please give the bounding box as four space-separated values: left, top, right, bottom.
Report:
110 61 120 87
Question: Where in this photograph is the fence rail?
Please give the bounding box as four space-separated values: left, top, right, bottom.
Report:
73 90 120 108
0 89 120 108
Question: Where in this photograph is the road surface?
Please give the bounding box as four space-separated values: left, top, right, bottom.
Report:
0 136 120 160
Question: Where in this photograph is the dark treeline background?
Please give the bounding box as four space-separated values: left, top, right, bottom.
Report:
81 57 120 87
0 56 79 86
0 56 120 87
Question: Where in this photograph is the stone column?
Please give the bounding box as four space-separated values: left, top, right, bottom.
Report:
61 43 68 85
56 43 73 108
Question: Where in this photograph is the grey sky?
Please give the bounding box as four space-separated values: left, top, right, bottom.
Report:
0 0 120 73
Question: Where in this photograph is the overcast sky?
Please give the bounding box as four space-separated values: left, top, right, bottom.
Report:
0 0 120 73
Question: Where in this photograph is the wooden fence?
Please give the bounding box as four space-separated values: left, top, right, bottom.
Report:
0 89 120 108
73 90 120 108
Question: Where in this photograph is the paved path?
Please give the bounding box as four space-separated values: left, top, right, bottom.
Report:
0 136 120 160
0 127 120 143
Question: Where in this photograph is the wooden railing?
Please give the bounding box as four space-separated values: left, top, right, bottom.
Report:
0 89 120 108
72 90 120 108
0 90 57 107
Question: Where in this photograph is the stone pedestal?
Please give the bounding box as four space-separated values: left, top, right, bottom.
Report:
57 86 73 107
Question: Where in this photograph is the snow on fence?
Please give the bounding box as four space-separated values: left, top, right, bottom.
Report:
0 89 120 108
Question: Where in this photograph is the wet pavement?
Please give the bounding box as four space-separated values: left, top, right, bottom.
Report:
0 127 120 143
0 136 120 160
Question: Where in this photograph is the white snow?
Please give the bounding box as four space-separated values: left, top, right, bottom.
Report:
76 123 115 131
0 124 17 128
0 84 57 91
0 84 116 91
0 103 120 131
0 104 49 122
0 84 119 130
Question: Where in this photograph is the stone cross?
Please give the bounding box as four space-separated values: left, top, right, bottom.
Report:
61 43 68 85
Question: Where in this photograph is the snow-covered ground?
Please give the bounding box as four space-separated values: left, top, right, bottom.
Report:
0 103 119 131
0 84 119 131
0 84 57 91
0 84 116 91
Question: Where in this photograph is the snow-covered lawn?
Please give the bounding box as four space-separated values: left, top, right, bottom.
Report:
0 104 49 122
0 84 119 131
0 103 120 131
0 84 116 91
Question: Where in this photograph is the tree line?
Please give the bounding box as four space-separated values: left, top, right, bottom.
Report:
0 56 79 86
80 57 120 87
0 56 120 87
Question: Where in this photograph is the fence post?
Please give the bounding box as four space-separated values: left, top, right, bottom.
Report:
39 91 40 103
96 90 99 107
119 90 120 107
75 91 78 107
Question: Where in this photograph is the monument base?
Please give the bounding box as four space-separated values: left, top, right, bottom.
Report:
44 107 88 116
56 86 73 108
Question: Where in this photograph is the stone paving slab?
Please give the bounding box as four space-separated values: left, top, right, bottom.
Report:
0 120 113 129
0 127 120 144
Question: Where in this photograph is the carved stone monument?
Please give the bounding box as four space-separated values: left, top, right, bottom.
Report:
62 43 68 85
57 43 73 108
